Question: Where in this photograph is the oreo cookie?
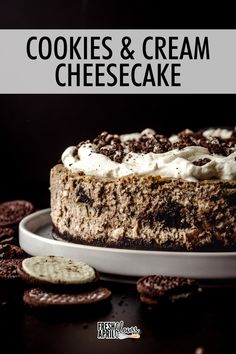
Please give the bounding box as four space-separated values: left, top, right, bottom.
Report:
0 259 22 283
0 244 27 259
137 275 200 306
17 256 99 290
0 227 15 244
23 287 112 308
0 200 34 227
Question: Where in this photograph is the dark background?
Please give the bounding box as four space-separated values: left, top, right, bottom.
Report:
0 3 236 354
0 0 235 207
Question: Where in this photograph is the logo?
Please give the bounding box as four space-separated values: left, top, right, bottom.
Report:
97 321 140 340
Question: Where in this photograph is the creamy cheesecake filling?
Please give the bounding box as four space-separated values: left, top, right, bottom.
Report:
50 164 236 250
61 128 236 182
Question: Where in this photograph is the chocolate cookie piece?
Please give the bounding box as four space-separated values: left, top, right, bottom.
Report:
0 259 22 283
0 200 34 227
0 227 15 244
23 287 112 308
17 256 99 290
137 275 200 305
0 244 27 259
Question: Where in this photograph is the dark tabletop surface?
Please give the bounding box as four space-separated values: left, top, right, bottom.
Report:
1 276 236 354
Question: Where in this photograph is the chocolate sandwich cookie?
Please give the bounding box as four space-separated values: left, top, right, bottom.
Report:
0 200 34 227
17 256 99 290
0 244 27 259
0 259 22 283
23 287 112 308
0 227 15 244
137 275 200 306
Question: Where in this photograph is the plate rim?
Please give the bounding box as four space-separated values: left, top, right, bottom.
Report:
19 208 236 258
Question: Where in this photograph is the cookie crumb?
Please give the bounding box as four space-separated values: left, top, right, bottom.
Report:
118 299 124 306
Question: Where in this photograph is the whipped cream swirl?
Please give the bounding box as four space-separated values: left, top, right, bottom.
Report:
61 128 236 182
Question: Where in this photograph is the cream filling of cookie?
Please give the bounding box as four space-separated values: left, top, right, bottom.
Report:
22 256 96 284
62 143 236 182
169 287 202 302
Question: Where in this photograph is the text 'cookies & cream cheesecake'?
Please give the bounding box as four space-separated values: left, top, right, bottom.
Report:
50 128 236 251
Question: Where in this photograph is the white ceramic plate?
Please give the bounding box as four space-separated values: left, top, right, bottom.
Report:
19 209 236 279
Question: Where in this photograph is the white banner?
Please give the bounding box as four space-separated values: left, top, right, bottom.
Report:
0 30 235 93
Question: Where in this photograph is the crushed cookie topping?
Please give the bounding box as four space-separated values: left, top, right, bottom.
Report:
78 128 236 163
192 158 211 166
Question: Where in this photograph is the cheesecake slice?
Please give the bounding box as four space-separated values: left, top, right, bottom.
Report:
50 128 236 251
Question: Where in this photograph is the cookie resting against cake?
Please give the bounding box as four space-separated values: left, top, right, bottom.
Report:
50 128 236 251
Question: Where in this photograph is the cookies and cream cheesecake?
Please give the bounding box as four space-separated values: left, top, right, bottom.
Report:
50 127 236 251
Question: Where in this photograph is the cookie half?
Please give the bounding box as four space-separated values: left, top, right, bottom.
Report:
23 287 112 308
0 200 34 227
137 275 200 305
17 256 99 289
